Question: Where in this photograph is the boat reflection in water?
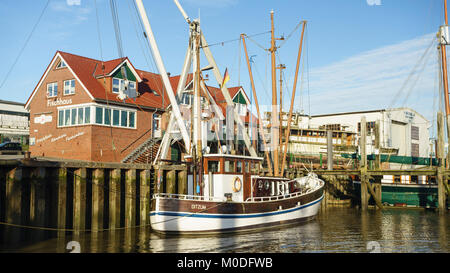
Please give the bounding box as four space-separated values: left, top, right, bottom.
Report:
13 207 448 253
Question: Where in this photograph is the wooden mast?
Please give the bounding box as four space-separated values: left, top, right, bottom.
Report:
270 10 279 176
442 0 450 117
276 64 286 148
281 21 306 176
241 34 274 175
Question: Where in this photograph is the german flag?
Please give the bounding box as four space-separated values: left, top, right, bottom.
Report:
221 68 230 88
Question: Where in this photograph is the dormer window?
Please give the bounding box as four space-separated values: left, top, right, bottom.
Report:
112 77 136 94
56 60 67 69
112 78 120 93
236 103 247 116
180 92 192 105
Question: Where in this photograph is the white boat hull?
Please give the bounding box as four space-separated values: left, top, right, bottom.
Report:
150 194 323 233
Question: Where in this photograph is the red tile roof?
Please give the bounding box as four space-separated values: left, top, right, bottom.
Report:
58 51 166 109
27 51 258 123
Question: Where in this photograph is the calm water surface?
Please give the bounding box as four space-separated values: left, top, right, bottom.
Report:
2 207 449 253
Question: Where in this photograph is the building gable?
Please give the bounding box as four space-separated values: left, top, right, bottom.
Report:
111 63 137 82
233 90 247 105
107 59 142 83
25 52 95 109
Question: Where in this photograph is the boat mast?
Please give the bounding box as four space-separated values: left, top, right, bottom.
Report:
442 1 450 116
281 21 306 176
439 0 450 168
241 34 274 175
276 63 286 148
270 10 279 176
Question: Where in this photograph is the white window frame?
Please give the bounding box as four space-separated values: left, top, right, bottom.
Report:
236 103 247 116
47 82 58 98
56 60 67 69
58 103 137 129
64 79 75 95
112 77 136 94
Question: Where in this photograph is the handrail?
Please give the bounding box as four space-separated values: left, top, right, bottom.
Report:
245 190 305 202
153 193 224 202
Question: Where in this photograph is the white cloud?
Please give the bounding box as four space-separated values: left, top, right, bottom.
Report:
67 0 81 6
367 0 382 6
304 33 440 123
50 0 91 25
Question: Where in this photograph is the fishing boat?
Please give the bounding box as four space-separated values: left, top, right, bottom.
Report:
132 0 325 233
150 154 324 233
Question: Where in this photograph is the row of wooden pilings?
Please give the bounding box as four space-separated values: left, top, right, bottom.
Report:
0 159 187 247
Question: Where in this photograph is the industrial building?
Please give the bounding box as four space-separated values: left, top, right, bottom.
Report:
0 99 29 145
264 107 431 174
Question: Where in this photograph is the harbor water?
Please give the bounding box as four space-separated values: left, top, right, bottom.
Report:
1 207 448 253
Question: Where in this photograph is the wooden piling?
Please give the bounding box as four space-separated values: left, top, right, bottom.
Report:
30 167 46 240
374 121 381 170
73 168 86 231
178 170 187 195
140 169 151 226
360 116 369 210
437 111 448 213
125 169 136 228
57 168 67 230
0 168 5 224
91 169 104 232
5 167 26 245
109 169 121 229
166 170 176 194
327 130 333 170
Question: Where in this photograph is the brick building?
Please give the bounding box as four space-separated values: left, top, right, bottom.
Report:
25 51 257 163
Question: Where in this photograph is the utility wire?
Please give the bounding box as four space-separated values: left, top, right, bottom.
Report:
0 0 50 90
202 31 270 49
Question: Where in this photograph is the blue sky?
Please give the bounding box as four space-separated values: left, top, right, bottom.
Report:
0 0 446 131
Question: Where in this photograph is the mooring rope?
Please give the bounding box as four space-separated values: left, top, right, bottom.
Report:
0 220 150 233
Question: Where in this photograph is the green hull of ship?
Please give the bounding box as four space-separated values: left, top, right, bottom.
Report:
353 182 439 208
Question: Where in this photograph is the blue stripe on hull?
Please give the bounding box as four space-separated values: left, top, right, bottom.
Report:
150 194 324 219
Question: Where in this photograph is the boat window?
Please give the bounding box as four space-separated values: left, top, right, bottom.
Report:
208 160 220 173
225 160 235 173
236 161 243 173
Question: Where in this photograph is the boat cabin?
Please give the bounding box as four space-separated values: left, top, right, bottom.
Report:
186 154 292 202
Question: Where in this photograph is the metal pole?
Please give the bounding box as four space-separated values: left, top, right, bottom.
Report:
135 0 190 152
155 45 193 164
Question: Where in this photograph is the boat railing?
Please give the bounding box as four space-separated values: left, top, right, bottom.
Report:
153 193 224 202
245 179 322 202
245 190 305 202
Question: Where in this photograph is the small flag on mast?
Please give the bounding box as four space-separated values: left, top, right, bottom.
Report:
221 68 230 88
